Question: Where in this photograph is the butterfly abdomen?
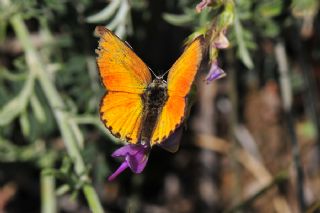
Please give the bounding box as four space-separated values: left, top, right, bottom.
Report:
140 79 168 144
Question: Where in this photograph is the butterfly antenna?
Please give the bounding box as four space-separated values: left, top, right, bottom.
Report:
159 69 170 79
149 68 159 78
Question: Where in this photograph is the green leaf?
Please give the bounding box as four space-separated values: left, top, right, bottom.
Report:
257 1 283 18
0 72 35 126
30 94 46 124
86 0 121 23
263 20 280 37
0 67 26 81
106 0 130 35
68 118 84 148
19 110 30 137
56 184 71 196
216 1 235 31
163 13 195 27
234 15 254 69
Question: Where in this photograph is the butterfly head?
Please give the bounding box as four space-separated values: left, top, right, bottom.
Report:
149 78 167 90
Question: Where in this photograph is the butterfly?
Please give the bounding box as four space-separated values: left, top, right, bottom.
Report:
95 26 203 149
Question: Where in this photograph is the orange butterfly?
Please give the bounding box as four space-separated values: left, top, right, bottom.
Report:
95 26 203 149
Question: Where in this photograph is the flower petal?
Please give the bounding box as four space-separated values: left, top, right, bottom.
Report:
205 61 226 83
108 161 129 181
109 143 150 180
127 150 149 173
111 144 140 158
214 31 230 49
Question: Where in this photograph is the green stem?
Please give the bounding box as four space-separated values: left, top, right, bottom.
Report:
9 13 104 213
41 170 57 213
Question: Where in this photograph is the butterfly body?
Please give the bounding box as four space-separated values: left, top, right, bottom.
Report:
96 26 203 147
140 78 168 144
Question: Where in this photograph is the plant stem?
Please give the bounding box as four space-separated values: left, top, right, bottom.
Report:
41 170 57 213
9 13 104 213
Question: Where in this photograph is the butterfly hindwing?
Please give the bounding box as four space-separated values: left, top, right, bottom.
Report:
96 26 151 94
151 96 186 145
151 37 203 145
100 92 143 144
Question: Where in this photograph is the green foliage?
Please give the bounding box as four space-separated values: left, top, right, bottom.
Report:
43 156 90 197
0 70 35 126
163 0 284 69
86 0 144 38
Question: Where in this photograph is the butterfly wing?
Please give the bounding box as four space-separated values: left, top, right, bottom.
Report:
100 92 143 143
96 26 152 93
96 26 151 143
151 37 203 145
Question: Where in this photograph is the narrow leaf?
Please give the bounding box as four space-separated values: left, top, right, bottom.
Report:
30 94 46 123
86 0 121 23
0 73 35 126
20 110 30 137
163 13 194 26
234 15 254 69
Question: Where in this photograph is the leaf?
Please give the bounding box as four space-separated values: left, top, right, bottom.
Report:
68 118 84 148
30 94 46 124
257 0 283 18
0 67 26 81
19 110 30 137
262 20 280 37
106 0 130 35
0 73 35 126
163 13 195 27
216 1 235 30
86 0 121 23
56 184 71 196
234 15 254 69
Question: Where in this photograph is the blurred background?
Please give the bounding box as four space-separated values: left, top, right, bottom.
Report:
0 0 320 212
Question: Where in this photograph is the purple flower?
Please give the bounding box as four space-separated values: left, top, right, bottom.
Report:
213 30 230 49
205 61 226 83
108 144 150 181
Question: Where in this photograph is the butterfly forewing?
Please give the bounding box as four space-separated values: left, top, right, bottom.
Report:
96 26 151 93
